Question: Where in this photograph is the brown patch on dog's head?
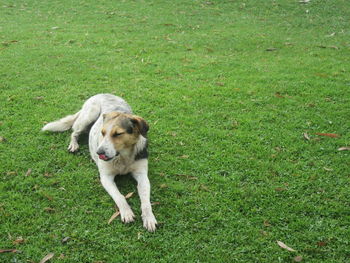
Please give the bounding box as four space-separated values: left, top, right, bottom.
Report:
101 112 149 153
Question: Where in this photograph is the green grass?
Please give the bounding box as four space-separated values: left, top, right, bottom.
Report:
1 0 349 262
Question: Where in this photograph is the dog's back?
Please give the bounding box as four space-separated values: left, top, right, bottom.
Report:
42 94 133 152
42 94 132 132
94 94 132 115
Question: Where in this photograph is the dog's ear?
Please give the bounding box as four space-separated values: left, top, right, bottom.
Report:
130 116 149 137
103 112 121 122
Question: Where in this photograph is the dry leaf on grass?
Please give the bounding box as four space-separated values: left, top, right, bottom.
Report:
326 32 336 37
108 210 120 224
315 133 340 138
275 187 286 192
12 237 25 245
294 255 303 262
44 207 55 213
151 202 160 206
39 253 54 263
200 185 209 191
0 249 19 253
277 240 296 252
61 237 70 244
43 194 53 201
0 136 6 142
303 133 310 141
274 92 284 98
263 220 271 227
175 174 198 180
260 230 268 236
125 192 134 199
338 147 350 151
25 168 32 176
317 241 327 247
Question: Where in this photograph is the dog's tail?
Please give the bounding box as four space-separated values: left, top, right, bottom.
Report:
42 111 81 132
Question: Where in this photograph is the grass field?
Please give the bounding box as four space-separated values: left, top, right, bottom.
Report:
1 0 349 262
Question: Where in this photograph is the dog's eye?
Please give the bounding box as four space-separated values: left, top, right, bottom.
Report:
101 130 106 136
112 132 124 138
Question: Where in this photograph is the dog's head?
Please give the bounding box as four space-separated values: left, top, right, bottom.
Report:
96 112 149 161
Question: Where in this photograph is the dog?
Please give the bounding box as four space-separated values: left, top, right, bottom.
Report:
42 94 157 231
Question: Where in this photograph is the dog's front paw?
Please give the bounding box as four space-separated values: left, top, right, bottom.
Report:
68 141 79 152
142 213 157 232
120 209 135 224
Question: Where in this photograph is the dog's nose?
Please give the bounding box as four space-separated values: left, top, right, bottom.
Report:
96 149 105 156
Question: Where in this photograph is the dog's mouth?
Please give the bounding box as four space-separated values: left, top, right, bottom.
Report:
98 154 112 161
98 152 119 161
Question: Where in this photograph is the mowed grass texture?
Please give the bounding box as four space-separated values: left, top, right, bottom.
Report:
0 0 349 262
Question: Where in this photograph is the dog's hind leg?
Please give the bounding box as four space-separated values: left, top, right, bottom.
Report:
68 103 100 152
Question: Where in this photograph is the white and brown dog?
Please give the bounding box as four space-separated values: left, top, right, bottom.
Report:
42 94 157 231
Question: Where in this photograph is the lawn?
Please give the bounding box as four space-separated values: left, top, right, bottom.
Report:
0 0 349 262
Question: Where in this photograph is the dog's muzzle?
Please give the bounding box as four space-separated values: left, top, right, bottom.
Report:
97 150 119 161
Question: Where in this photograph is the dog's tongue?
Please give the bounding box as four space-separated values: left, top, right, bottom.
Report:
99 154 108 161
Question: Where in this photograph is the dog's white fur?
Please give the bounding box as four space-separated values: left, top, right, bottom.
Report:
42 94 157 231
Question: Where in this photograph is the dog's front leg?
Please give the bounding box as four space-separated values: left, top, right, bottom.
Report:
132 160 157 232
100 173 135 223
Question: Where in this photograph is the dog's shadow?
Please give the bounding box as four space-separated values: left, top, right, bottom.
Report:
114 173 136 187
79 128 92 147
